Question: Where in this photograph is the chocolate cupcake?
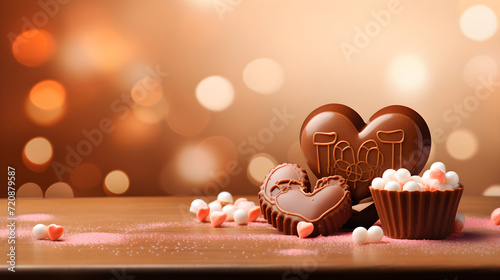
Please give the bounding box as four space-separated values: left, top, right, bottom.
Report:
259 164 352 237
370 163 464 239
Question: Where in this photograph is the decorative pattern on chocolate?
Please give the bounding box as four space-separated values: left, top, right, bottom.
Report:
300 104 431 203
258 167 352 237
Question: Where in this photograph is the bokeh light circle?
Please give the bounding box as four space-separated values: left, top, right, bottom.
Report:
247 153 277 184
446 129 479 160
166 102 210 137
17 182 43 198
70 163 102 190
177 146 216 183
243 58 285 94
29 80 66 110
388 54 427 93
45 182 74 198
460 5 498 41
463 55 498 87
483 185 500 197
131 77 164 106
12 29 55 67
195 76 234 111
23 137 53 165
104 170 130 195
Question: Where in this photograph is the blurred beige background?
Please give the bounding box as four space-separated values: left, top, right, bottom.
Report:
1 0 499 198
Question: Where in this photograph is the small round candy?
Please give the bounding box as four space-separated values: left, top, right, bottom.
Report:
208 201 222 212
445 171 459 186
233 209 249 225
33 224 48 240
352 227 368 244
384 181 401 191
233 197 248 208
403 181 420 191
411 175 423 184
371 177 387 190
237 201 256 211
422 170 431 185
222 205 237 221
367 226 384 243
453 214 465 233
209 211 227 227
491 208 500 225
440 184 453 191
190 199 207 214
382 169 397 182
429 168 446 184
217 191 233 204
426 179 440 191
418 183 427 191
396 168 412 184
430 162 446 173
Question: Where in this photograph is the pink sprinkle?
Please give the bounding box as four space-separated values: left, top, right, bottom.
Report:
276 249 318 256
16 213 56 222
59 233 128 246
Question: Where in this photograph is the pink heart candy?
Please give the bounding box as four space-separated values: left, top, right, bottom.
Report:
297 221 314 238
210 211 227 227
47 224 64 241
429 168 446 184
197 206 210 222
247 206 261 222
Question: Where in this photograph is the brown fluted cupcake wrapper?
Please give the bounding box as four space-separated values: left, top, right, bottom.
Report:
259 190 352 237
370 186 464 239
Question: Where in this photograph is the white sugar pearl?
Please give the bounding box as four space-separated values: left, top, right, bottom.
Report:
237 201 256 211
422 170 431 184
445 171 459 186
217 191 233 204
411 175 423 184
190 199 207 214
396 168 412 184
222 205 237 221
352 227 368 244
440 184 453 191
367 226 384 243
233 209 249 225
403 181 421 191
33 224 48 240
208 201 222 212
371 177 387 190
382 169 397 181
384 181 401 191
452 183 460 189
430 162 446 173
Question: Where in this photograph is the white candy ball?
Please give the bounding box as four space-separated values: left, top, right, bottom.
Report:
403 181 421 191
411 175 423 184
33 224 48 240
384 181 401 191
452 183 461 189
190 199 208 214
445 171 459 186
422 170 431 184
222 205 237 221
352 227 368 244
217 191 233 204
237 201 256 211
440 184 453 191
396 168 412 184
382 169 397 181
233 209 249 225
371 177 387 190
208 201 222 212
367 226 384 243
430 162 446 173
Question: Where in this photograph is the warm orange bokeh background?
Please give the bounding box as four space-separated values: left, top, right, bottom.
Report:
1 0 499 198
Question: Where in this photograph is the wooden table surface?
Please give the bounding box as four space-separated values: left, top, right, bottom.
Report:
1 196 500 280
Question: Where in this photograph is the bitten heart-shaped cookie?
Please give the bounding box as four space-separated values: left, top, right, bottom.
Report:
259 167 352 237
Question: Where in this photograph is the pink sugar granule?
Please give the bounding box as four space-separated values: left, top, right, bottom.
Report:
59 232 128 246
6 213 56 222
275 249 319 256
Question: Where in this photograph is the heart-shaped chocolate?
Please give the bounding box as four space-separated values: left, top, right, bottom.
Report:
300 104 431 203
259 168 352 236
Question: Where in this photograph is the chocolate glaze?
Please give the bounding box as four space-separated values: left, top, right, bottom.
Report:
300 104 431 203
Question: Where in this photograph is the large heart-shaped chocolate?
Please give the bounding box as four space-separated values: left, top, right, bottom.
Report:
300 104 431 203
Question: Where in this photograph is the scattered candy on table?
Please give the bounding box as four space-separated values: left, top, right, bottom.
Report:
191 192 262 228
352 226 384 244
453 214 465 233
297 222 314 239
492 208 500 226
371 162 461 192
33 223 64 241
